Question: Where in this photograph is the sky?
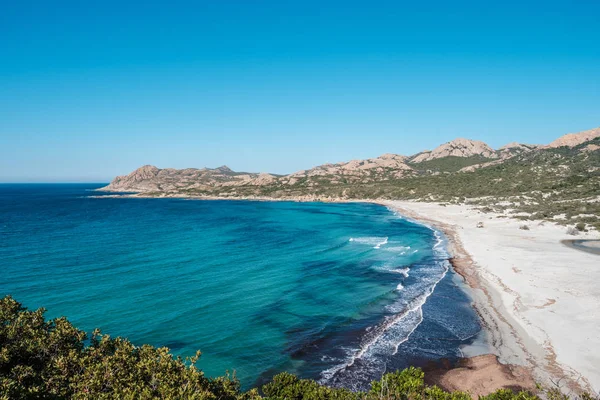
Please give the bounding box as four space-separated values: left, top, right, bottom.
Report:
1 1 599 182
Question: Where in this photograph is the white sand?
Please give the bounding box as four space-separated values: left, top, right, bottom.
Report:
385 200 600 394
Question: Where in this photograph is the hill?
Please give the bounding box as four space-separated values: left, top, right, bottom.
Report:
100 127 600 230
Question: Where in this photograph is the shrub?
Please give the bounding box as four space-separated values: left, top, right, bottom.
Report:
481 388 539 400
0 295 241 400
369 367 427 399
263 373 356 400
2 295 588 400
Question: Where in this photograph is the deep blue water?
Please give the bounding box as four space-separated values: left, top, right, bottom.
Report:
0 184 481 390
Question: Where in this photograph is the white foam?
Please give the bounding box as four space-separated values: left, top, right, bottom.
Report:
320 259 450 384
321 213 452 388
391 267 409 277
383 245 410 252
348 236 388 249
433 230 445 251
374 237 388 249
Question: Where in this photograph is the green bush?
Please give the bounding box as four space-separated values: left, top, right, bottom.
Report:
0 295 243 400
263 373 357 400
0 295 587 400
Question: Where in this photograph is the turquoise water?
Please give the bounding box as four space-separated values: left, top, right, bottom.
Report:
0 184 480 390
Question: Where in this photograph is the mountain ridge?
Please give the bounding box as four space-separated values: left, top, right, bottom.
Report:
100 126 600 198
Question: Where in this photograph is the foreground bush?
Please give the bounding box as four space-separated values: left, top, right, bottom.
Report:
0 296 569 399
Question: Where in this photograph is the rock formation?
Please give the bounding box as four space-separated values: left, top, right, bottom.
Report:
545 127 600 148
410 138 497 163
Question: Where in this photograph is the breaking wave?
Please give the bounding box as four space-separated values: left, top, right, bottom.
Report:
320 223 451 390
349 236 388 249
391 267 410 277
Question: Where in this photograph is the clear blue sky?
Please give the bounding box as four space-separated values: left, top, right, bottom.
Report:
1 1 599 182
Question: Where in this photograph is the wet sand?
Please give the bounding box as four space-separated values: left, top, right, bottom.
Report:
561 239 600 255
384 200 600 395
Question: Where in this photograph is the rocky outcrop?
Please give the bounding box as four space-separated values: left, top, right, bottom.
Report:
103 165 161 191
458 143 539 173
410 138 497 163
496 142 538 159
100 165 272 192
498 142 539 152
581 144 600 153
281 153 414 185
250 173 277 186
545 127 600 148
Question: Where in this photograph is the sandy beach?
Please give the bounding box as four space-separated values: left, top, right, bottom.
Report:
384 200 600 394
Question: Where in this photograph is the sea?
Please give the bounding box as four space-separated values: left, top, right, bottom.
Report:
0 184 482 390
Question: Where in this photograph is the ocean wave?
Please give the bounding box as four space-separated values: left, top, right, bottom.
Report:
321 221 452 390
349 236 388 249
319 258 449 388
433 230 445 251
372 265 409 277
382 245 410 253
374 237 388 249
390 267 409 277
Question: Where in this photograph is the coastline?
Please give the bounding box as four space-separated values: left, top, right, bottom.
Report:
381 202 538 396
382 200 600 395
91 191 600 395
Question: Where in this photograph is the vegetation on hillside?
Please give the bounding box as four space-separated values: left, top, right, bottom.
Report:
172 140 600 231
407 155 492 173
0 296 593 400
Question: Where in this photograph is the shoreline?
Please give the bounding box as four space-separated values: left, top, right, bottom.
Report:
382 200 600 395
381 202 539 396
91 192 600 395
